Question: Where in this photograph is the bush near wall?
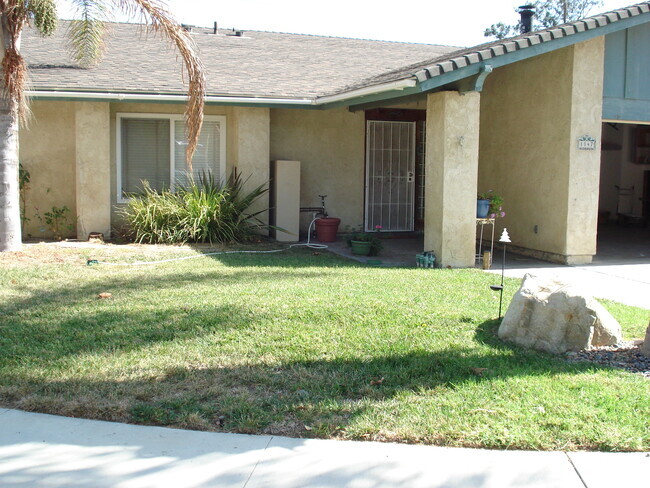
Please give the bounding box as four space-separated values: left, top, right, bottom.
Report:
121 171 268 244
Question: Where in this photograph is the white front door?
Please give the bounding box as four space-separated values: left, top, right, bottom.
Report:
365 120 416 232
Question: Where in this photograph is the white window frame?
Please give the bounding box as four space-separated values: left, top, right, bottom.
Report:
116 112 227 203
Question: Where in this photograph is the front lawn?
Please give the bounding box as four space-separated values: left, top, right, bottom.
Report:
1 243 648 451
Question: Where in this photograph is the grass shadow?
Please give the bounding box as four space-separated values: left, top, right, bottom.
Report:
2 342 626 445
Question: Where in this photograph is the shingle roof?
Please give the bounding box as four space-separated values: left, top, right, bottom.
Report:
23 2 650 103
23 22 458 100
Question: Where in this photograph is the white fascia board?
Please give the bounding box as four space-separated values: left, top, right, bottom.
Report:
314 78 417 105
26 90 313 106
27 78 419 107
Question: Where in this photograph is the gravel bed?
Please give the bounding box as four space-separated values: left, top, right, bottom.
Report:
565 341 650 378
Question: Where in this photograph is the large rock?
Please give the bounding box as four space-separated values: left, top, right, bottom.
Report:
641 321 650 358
498 274 622 354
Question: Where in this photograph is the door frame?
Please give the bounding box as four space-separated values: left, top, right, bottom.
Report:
364 109 427 232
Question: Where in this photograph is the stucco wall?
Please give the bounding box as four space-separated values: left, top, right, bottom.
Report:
478 38 604 263
424 91 481 268
231 107 270 229
565 38 605 259
19 101 77 238
270 107 366 232
76 102 111 238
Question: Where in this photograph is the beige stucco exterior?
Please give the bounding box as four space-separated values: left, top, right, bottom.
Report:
478 38 605 264
19 101 77 238
270 107 366 232
424 91 481 268
565 38 606 261
231 107 270 230
75 102 111 239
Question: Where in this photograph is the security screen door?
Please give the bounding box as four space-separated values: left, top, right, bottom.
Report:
365 120 416 232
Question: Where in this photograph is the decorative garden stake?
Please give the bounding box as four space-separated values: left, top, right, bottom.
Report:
490 228 511 319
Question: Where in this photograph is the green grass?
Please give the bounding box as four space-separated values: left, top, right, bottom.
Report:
1 243 648 451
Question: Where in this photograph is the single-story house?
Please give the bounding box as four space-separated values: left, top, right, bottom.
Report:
20 2 650 267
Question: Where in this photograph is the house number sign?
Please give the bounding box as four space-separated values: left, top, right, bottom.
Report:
577 135 596 150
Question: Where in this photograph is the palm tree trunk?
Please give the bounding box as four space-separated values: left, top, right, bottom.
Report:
0 20 21 252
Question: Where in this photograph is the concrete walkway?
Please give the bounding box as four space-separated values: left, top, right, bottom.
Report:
1 409 648 488
486 252 650 310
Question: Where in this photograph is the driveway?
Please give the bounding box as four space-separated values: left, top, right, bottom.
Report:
487 252 650 310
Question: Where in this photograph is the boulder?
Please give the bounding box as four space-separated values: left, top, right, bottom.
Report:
641 321 650 358
498 274 622 354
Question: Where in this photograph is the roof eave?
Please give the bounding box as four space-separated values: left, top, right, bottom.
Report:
26 90 317 108
414 3 650 94
27 77 420 109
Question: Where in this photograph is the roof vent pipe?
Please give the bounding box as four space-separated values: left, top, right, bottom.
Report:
518 5 535 34
213 21 218 35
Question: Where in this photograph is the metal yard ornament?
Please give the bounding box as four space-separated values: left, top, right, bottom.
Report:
489 228 511 319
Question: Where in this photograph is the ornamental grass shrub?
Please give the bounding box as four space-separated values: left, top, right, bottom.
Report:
121 171 269 244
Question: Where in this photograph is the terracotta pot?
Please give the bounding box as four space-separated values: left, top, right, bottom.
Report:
315 217 340 242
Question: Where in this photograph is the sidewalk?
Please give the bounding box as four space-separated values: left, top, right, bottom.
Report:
1 409 648 488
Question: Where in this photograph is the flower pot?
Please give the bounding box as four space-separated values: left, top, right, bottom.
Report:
314 217 340 242
350 240 372 256
477 199 490 218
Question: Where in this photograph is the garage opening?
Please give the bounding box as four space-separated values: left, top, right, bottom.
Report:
598 122 650 261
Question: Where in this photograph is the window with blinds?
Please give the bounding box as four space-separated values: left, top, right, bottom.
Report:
174 120 222 188
121 118 171 194
117 114 226 201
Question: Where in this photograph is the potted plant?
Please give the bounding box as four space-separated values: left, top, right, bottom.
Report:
477 190 505 219
315 216 340 242
348 225 383 256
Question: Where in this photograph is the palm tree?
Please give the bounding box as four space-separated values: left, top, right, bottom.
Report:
0 0 205 251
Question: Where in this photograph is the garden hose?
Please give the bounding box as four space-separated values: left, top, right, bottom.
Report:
89 216 328 266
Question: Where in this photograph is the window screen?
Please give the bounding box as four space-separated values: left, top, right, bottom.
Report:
121 118 170 195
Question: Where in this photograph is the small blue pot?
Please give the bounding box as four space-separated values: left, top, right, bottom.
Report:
477 199 490 218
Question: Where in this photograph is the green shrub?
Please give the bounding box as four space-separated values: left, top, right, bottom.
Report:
121 170 269 244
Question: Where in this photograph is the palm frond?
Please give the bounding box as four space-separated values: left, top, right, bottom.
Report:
66 0 109 66
27 0 58 36
109 0 206 171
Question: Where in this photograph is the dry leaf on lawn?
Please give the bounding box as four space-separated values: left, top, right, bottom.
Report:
470 367 488 376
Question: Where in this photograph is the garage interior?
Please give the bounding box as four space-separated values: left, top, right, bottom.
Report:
598 121 650 262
